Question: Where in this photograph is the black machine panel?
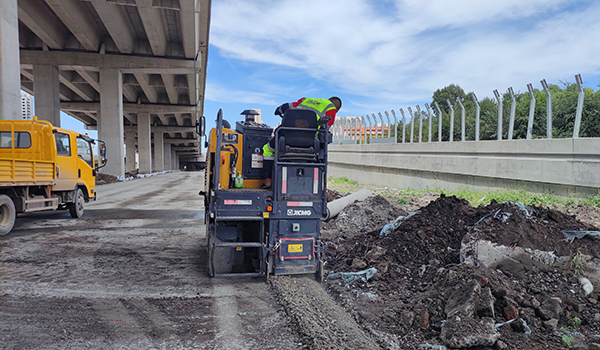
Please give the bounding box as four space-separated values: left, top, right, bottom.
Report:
235 121 272 179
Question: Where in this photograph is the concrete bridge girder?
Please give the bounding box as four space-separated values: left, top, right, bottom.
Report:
1 0 211 178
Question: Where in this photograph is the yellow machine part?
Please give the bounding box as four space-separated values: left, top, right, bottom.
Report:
207 127 265 189
218 151 232 189
208 127 243 189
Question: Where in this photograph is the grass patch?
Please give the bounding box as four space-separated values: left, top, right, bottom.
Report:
581 194 600 207
328 177 358 186
327 177 600 208
439 188 563 207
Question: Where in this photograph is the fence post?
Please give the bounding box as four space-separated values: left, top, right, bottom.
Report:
407 107 415 143
399 108 407 143
383 111 391 140
365 115 372 143
526 83 536 140
378 112 387 139
360 116 366 144
507 87 516 140
446 99 454 142
493 89 503 140
574 74 585 138
377 113 386 138
415 105 423 143
371 113 379 138
472 93 480 141
540 79 552 139
425 103 432 143
434 101 442 142
390 110 398 143
456 97 465 141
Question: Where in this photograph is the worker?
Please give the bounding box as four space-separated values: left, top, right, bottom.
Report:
261 97 341 189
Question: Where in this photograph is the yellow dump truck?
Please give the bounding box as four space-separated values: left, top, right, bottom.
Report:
0 117 107 235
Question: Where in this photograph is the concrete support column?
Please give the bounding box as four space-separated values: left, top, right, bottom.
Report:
175 153 180 170
138 112 152 173
33 65 61 126
164 142 171 171
153 131 164 172
171 148 177 170
0 0 21 120
125 130 136 173
99 68 124 177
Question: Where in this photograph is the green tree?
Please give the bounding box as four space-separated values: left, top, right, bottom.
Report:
430 81 600 140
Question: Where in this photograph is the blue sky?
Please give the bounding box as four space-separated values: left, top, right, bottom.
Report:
59 0 600 140
203 0 600 132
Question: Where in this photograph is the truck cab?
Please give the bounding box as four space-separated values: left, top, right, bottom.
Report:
52 127 99 202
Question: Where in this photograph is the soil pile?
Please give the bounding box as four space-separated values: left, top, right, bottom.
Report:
321 195 406 241
327 189 345 202
322 194 600 349
95 173 119 185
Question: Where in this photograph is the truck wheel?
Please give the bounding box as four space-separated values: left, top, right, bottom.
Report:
0 195 16 235
68 188 85 218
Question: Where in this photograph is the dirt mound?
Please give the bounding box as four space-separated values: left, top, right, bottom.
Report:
95 173 119 185
321 195 406 240
326 189 344 202
470 200 599 258
322 194 600 349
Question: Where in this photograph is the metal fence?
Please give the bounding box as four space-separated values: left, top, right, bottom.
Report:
331 73 589 144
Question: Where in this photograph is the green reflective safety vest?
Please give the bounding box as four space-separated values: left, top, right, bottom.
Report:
296 98 336 121
263 142 274 158
263 98 336 158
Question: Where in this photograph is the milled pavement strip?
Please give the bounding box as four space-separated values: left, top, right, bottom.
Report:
89 298 156 347
1 282 239 299
212 283 249 350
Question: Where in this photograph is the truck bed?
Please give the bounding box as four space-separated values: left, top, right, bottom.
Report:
0 159 55 186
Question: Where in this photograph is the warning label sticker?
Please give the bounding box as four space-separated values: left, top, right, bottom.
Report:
251 154 263 168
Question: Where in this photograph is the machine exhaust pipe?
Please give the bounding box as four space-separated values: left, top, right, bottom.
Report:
323 188 372 220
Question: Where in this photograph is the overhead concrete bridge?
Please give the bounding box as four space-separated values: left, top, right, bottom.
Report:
0 0 211 177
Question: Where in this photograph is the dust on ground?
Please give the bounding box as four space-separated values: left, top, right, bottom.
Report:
320 187 600 349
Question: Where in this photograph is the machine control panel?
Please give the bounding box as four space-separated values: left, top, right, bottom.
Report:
235 121 272 133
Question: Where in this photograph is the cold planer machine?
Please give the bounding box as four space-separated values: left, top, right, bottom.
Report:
201 108 332 279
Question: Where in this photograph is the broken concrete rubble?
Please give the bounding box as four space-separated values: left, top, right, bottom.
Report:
322 192 600 349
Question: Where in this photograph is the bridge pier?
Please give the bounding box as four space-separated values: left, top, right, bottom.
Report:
0 0 21 120
153 131 164 172
125 130 136 173
164 142 171 171
33 64 61 126
99 68 124 177
138 112 152 174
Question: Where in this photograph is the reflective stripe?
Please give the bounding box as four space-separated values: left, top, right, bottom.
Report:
282 167 287 194
313 167 319 194
287 201 313 207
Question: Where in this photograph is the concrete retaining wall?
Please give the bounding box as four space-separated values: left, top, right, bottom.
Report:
328 138 600 197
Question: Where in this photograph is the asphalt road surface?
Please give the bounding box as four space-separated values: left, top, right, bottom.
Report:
0 172 300 350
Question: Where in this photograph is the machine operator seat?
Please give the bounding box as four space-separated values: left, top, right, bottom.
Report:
277 109 321 162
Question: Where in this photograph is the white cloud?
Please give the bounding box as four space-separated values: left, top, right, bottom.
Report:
205 82 277 106
210 0 600 109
